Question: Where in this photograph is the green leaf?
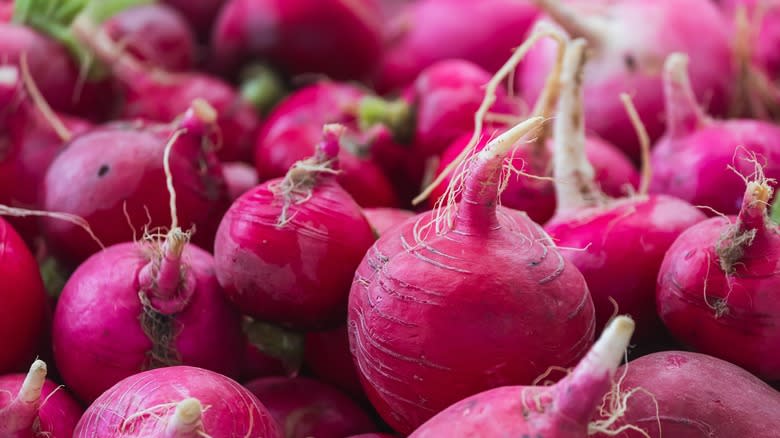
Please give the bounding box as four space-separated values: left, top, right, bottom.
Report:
771 195 780 224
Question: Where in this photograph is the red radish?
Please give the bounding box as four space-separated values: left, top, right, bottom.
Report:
348 435 396 438
211 0 384 81
217 125 377 330
164 0 226 37
591 351 780 437
656 171 780 381
103 3 196 72
0 217 48 374
224 161 259 201
409 316 635 437
240 340 287 382
363 208 416 236
543 39 706 342
304 326 366 400
374 0 539 92
42 100 228 265
245 376 378 438
650 53 780 215
0 360 83 437
74 365 282 437
519 0 734 160
348 116 595 434
0 1 12 22
255 81 399 208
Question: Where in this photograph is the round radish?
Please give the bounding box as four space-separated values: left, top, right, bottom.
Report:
650 52 780 215
519 0 734 160
410 316 636 437
223 161 259 201
74 365 282 437
0 360 83 437
543 39 706 342
304 325 366 400
348 116 595 434
657 171 780 381
245 376 378 438
362 208 416 236
216 125 377 330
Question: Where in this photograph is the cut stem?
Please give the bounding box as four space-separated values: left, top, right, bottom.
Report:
0 360 47 434
737 180 773 233
663 53 707 138
164 398 205 438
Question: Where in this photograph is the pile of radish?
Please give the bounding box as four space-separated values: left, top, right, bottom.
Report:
2 0 780 436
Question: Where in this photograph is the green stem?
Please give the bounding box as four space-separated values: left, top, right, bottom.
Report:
358 96 414 143
240 65 286 115
82 0 155 24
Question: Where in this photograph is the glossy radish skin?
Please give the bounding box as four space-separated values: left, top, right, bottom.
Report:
0 360 83 437
411 316 636 438
255 81 399 208
42 105 228 265
591 351 780 437
245 377 377 438
103 3 196 72
223 161 259 201
0 218 48 374
542 39 706 341
374 0 539 92
164 0 225 36
363 208 416 236
657 178 780 381
430 131 638 224
519 0 733 160
217 127 377 330
75 366 282 437
211 0 384 81
304 325 366 400
348 117 595 434
650 53 780 215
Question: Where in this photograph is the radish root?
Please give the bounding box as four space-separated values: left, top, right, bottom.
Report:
619 93 651 196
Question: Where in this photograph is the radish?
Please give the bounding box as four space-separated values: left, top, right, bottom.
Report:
103 3 196 72
223 161 259 201
74 365 282 437
374 0 539 92
164 0 226 37
656 169 780 381
650 53 780 215
591 351 780 437
255 81 399 208
0 217 48 374
42 100 229 265
304 325 366 400
0 360 83 437
348 116 595 434
543 39 707 342
363 208 416 236
210 0 384 81
245 376 378 438
216 124 377 330
409 316 635 437
519 0 734 160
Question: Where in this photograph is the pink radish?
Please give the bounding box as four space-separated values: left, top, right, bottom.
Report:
374 0 539 92
409 316 635 437
348 116 595 434
543 39 706 342
103 3 196 72
591 351 780 437
0 217 48 374
42 100 228 265
656 170 780 381
255 81 399 208
519 0 734 160
74 365 282 437
650 52 780 215
223 161 259 201
245 376 378 438
211 0 384 81
304 325 366 400
216 125 377 330
0 360 83 437
362 208 416 236
164 0 226 37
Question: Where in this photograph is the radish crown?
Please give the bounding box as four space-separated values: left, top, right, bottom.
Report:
663 53 708 138
0 360 47 434
165 398 206 437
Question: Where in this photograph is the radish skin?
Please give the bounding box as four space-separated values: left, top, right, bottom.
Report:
362 208 416 236
304 325 366 401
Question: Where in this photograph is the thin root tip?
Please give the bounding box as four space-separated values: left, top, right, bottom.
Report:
607 315 636 337
29 360 47 375
191 98 218 125
664 53 690 78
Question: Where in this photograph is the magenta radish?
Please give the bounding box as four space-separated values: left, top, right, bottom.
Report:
223 161 259 201
519 0 734 160
245 376 378 438
362 208 416 236
0 360 83 437
0 218 48 374
304 325 366 400
42 100 228 265
255 81 399 208
591 351 780 437
543 39 706 342
656 172 780 381
374 0 540 92
211 0 384 81
650 53 780 215
348 116 595 434
217 125 376 330
409 316 635 437
103 3 196 72
75 365 282 437
164 0 225 37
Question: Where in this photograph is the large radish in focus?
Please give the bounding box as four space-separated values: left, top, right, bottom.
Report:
348 116 595 434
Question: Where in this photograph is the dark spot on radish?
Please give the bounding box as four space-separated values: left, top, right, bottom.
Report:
665 354 688 368
97 165 110 177
624 54 637 72
684 249 695 260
